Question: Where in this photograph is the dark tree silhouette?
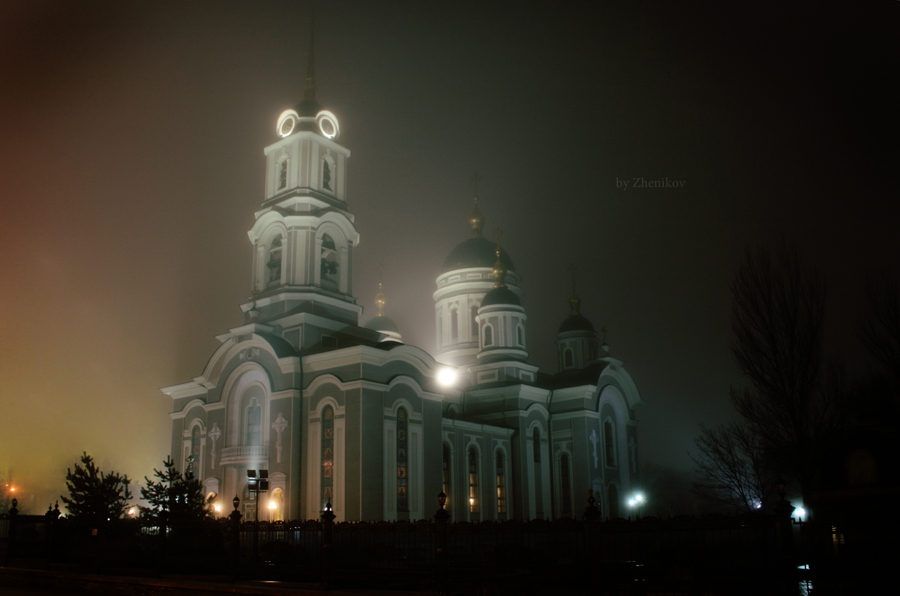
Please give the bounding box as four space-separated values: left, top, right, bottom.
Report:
691 421 772 513
706 243 847 505
60 452 132 520
861 276 900 393
140 456 209 521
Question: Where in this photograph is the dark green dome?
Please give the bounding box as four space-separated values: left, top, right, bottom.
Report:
442 237 515 274
482 286 521 307
558 314 595 334
364 315 400 335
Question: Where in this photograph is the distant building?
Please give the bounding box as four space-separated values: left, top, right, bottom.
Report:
162 39 644 522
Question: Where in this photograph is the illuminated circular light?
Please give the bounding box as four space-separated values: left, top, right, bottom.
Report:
214 504 221 512
268 501 276 510
796 507 806 519
316 110 340 139
276 110 299 138
437 367 457 387
280 117 295 136
320 117 336 138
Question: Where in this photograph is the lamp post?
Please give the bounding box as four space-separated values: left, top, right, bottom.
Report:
435 491 450 595
246 469 268 564
627 493 646 519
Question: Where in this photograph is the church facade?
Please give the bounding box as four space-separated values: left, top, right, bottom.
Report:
162 50 643 523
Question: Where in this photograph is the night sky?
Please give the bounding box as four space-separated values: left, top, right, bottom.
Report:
2 0 897 511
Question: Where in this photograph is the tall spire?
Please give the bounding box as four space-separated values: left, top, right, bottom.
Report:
304 9 316 102
568 263 581 315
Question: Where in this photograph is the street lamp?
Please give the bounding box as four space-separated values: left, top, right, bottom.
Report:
247 469 268 563
628 493 646 519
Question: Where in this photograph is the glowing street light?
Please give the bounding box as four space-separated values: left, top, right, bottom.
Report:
438 367 457 387
628 493 646 518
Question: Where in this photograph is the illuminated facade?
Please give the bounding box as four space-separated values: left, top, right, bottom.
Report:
162 40 643 522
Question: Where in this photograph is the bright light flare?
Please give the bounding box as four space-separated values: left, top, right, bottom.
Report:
268 501 276 510
796 506 806 520
437 367 457 387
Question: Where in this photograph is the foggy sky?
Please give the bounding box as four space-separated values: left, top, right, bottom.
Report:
1 0 897 512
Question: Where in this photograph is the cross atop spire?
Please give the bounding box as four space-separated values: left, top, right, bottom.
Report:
568 263 581 315
304 9 316 102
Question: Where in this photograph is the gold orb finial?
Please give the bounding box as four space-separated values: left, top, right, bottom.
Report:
375 264 386 317
468 196 485 237
492 228 507 288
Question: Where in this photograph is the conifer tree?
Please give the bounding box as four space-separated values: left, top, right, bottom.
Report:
60 452 132 520
140 456 210 521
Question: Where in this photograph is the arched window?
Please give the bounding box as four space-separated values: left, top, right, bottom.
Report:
496 451 506 515
246 400 261 446
468 448 479 514
564 348 574 369
560 454 572 518
604 420 616 468
484 325 493 347
267 237 283 286
451 309 459 342
470 306 478 337
320 234 339 291
517 324 524 346
437 311 443 347
321 406 334 508
396 407 409 512
278 160 288 190
190 426 201 475
442 444 452 512
269 488 284 521
322 159 332 191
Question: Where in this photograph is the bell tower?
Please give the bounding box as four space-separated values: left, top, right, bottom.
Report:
243 20 361 341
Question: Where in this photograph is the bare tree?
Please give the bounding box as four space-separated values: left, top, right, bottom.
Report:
691 421 772 513
727 242 846 503
861 276 900 392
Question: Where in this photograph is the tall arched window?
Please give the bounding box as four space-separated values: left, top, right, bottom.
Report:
320 234 339 291
468 448 479 514
560 454 572 517
321 406 334 508
451 309 459 341
564 348 574 369
246 400 261 446
604 420 616 467
269 488 284 521
190 426 201 474
484 325 493 347
517 324 524 346
470 306 478 337
396 407 409 512
496 451 506 515
278 160 288 190
267 237 283 286
322 159 332 191
442 444 452 511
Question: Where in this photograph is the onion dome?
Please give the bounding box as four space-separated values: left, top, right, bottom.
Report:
442 198 515 273
363 269 402 342
482 237 521 307
558 266 595 333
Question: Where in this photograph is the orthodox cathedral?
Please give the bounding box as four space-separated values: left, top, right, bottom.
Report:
162 39 643 523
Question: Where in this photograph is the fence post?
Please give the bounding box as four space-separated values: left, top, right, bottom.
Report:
229 496 242 581
157 508 168 574
320 501 336 589
434 491 450 595
775 495 796 594
5 498 18 564
583 489 601 590
44 502 60 562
